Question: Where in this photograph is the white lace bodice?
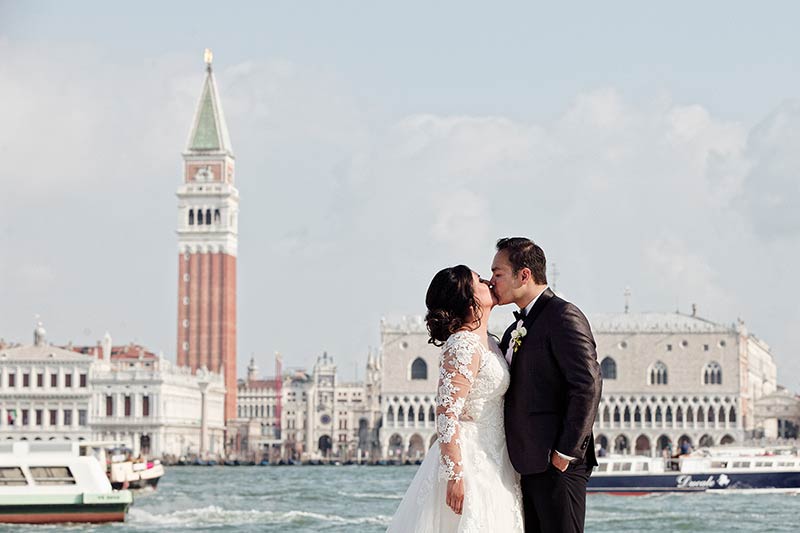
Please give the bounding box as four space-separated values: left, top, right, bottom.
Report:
435 330 510 482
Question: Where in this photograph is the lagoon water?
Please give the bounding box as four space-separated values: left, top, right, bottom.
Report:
2 465 798 532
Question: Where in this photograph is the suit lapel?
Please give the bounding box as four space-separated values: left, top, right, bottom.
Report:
522 287 554 330
510 288 554 372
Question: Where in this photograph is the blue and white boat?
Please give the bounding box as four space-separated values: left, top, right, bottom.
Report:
588 447 800 494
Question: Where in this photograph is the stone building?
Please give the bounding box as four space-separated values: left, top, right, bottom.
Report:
229 351 381 462
378 317 440 460
229 355 283 460
592 310 777 456
0 324 94 442
280 352 381 461
377 309 782 460
753 387 800 439
84 335 226 458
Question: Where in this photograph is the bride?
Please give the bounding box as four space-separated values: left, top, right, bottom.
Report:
387 265 523 532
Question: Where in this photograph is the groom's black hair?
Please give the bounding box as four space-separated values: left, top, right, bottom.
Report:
496 237 547 285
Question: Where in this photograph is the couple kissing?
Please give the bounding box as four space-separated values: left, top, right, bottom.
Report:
387 237 603 533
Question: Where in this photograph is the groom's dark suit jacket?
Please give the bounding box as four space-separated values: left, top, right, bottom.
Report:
500 288 602 475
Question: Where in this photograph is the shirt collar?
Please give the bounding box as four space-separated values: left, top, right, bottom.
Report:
521 286 549 316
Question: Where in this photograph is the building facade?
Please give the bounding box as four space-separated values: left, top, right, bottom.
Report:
0 325 94 442
229 352 381 462
592 311 777 456
86 337 226 459
176 50 239 422
753 387 800 439
378 317 440 460
229 355 283 460
377 310 781 460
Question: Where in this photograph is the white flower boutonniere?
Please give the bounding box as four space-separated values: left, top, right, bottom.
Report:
510 324 527 353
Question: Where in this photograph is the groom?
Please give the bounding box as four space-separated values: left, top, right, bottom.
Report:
491 237 602 533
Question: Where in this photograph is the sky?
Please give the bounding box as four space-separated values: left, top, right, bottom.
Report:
1 1 800 389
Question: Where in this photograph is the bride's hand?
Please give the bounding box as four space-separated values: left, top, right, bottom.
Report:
446 479 464 515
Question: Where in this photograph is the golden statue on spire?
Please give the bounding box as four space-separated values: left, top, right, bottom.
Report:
204 48 213 67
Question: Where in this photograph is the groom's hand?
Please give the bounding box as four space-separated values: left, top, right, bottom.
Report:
446 479 464 515
550 450 570 472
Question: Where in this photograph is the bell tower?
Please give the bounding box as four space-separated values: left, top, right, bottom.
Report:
176 49 238 422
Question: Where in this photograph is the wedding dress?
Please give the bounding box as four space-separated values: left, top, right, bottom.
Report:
386 330 524 533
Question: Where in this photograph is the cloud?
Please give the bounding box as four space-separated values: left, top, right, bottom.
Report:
740 100 800 239
2 36 800 391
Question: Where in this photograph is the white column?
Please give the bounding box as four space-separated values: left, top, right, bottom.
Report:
199 382 210 455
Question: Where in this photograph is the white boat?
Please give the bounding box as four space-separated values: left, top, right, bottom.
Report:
81 442 165 491
0 441 133 524
589 446 800 494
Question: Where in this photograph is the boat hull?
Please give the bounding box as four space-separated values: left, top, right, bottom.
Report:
0 503 129 524
589 471 800 494
111 475 160 491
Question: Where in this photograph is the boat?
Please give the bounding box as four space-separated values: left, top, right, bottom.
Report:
81 442 165 491
588 446 800 495
0 441 133 524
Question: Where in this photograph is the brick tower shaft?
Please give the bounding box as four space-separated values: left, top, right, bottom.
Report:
176 50 238 422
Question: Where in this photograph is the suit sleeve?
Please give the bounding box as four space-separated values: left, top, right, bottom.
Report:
550 303 602 459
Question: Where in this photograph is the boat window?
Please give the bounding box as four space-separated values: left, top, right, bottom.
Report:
711 461 728 468
732 461 751 468
0 467 27 486
754 462 767 467
621 462 632 471
29 466 75 485
612 462 624 471
597 463 608 472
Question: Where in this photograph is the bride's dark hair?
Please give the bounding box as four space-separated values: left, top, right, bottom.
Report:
425 265 482 346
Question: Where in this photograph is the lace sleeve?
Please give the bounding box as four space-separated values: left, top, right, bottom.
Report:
436 334 482 482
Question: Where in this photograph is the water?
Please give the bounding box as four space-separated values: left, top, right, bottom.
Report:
2 465 798 532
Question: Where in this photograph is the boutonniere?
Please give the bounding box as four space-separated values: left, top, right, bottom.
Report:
510 324 527 353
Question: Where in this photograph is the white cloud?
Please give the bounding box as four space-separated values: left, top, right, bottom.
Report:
2 37 800 390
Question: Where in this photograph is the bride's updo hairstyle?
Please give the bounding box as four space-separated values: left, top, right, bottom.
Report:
425 265 482 347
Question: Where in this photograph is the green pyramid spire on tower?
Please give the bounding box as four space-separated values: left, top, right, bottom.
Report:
186 49 233 155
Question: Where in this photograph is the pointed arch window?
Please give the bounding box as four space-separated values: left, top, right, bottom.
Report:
687 406 694 423
189 209 195 225
697 406 705 423
602 405 611 423
655 406 663 423
418 407 425 422
645 406 653 423
676 406 684 423
634 406 642 423
729 406 736 423
205 209 212 225
411 358 427 380
703 361 722 385
600 357 617 380
397 406 404 421
613 406 621 423
387 406 395 423
649 361 668 385
407 406 414 423
197 209 204 225
708 407 715 423
214 209 221 225
718 406 725 424
428 405 435 422
623 406 631 423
